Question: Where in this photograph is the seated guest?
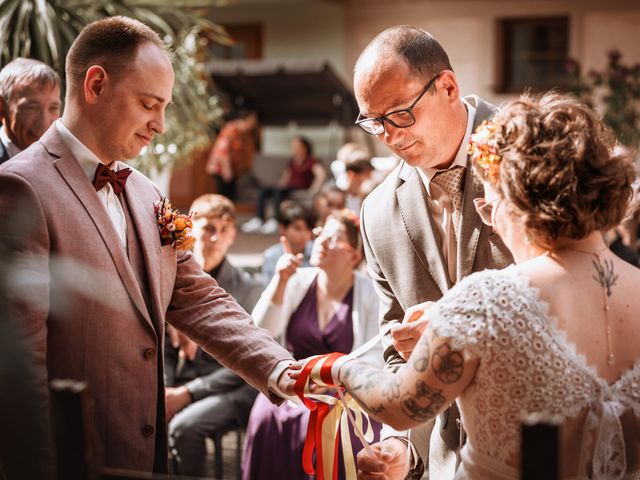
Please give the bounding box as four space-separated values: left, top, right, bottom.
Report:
342 150 375 215
242 136 326 234
313 184 347 228
334 93 640 479
0 58 61 164
243 210 383 480
261 201 315 286
164 194 264 477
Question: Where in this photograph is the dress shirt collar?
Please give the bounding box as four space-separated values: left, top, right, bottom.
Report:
417 98 476 187
55 119 122 181
0 125 22 159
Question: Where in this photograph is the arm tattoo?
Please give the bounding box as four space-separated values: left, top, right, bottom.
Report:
400 379 445 422
592 257 618 296
432 344 464 384
412 335 430 373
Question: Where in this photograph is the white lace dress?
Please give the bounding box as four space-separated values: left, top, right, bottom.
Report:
427 266 640 480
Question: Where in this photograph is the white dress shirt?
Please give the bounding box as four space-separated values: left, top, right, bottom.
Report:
55 119 128 247
417 99 476 283
0 125 22 159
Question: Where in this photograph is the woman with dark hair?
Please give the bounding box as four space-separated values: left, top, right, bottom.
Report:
320 93 640 479
242 136 326 234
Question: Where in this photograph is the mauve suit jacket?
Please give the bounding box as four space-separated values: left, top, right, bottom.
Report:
0 126 293 474
360 96 514 473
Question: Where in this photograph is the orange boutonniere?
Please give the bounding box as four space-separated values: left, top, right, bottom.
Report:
468 120 502 184
154 198 195 251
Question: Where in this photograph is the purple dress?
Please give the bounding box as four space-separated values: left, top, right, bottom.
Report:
242 278 379 480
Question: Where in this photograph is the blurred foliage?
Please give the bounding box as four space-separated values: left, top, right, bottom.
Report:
566 50 640 148
0 0 231 174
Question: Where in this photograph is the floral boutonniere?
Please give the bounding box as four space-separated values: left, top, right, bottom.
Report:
154 197 196 251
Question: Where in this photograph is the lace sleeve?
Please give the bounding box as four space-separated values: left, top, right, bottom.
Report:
427 270 502 361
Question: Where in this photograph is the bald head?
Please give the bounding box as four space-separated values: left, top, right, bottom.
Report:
355 26 452 83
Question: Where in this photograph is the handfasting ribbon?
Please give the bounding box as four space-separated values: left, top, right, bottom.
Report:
294 325 394 480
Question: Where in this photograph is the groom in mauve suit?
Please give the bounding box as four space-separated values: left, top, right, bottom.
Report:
353 27 513 479
0 16 295 477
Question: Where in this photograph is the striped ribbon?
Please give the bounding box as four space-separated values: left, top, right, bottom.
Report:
293 325 394 480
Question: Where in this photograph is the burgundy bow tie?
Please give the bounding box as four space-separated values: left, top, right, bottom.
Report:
93 163 132 195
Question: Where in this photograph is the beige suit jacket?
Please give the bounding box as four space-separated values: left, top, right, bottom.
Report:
0 126 293 474
360 96 514 474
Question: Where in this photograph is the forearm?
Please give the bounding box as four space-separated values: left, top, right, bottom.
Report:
271 277 288 305
340 361 444 432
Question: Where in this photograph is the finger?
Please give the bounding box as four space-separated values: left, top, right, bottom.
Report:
391 324 419 341
393 337 418 352
397 350 411 361
405 309 423 323
357 448 387 474
280 235 293 255
357 472 387 480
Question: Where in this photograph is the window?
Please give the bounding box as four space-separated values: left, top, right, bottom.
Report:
497 17 569 93
211 24 263 60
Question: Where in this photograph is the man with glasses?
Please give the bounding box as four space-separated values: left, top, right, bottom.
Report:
354 26 513 479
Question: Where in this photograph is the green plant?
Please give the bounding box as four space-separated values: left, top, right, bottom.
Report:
0 0 231 174
566 50 640 148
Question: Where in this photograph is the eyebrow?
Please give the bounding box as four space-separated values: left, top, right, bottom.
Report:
139 92 169 104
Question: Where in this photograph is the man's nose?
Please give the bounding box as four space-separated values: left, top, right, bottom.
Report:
209 234 218 243
380 121 403 145
150 109 166 135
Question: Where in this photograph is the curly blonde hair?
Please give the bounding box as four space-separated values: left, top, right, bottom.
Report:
474 92 637 248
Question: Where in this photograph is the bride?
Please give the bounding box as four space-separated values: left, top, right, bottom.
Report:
334 92 640 479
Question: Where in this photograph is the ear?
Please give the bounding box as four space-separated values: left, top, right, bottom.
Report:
0 97 6 123
84 66 109 105
437 70 460 103
350 248 363 269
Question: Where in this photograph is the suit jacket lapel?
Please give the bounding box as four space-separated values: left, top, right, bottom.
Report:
396 165 450 295
123 176 164 325
43 129 154 331
457 96 498 282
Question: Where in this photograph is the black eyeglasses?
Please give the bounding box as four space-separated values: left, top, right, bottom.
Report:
355 73 440 135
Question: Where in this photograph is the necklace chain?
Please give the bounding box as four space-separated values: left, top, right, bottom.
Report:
547 246 615 366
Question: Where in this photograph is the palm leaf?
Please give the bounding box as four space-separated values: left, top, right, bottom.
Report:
0 0 231 174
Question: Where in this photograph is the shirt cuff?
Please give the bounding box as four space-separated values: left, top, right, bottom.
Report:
267 359 291 399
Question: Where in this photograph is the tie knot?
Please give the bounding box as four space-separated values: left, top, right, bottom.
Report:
93 163 131 195
432 166 465 198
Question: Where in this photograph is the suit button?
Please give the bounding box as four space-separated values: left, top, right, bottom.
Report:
141 425 154 438
143 348 155 360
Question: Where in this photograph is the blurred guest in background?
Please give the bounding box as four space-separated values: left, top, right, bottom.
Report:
313 184 347 227
243 136 326 234
165 194 264 477
0 58 61 164
243 210 382 480
261 201 316 286
205 111 259 201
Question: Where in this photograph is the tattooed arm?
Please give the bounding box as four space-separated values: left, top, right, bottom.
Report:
339 328 479 431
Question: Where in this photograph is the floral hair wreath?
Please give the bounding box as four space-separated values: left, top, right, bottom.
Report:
468 120 502 184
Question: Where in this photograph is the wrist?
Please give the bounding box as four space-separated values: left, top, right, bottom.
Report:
178 385 193 407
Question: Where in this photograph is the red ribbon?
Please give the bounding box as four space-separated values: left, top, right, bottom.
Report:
294 353 347 480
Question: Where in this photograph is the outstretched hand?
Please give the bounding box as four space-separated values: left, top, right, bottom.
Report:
391 301 435 360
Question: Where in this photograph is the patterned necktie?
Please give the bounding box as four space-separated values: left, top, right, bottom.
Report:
93 163 132 195
431 166 465 238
